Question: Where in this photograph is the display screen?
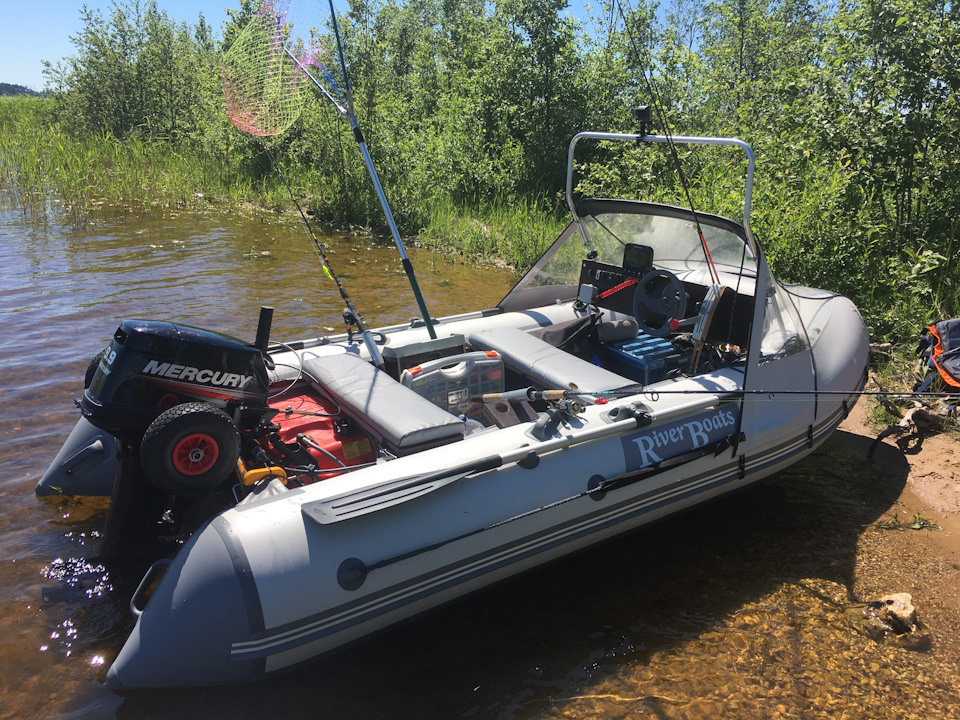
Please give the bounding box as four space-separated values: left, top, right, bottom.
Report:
622 244 653 272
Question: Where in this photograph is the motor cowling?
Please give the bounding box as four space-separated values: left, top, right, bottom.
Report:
82 319 273 556
80 319 270 441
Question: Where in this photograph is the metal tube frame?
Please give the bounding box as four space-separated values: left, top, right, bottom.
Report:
565 132 758 258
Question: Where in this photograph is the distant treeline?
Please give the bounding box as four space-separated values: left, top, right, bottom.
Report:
0 0 957 341
0 83 42 96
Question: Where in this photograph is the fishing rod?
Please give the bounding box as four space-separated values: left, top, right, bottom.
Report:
261 142 385 366
474 385 959 404
221 0 437 341
612 0 733 374
311 0 437 339
614 1 720 288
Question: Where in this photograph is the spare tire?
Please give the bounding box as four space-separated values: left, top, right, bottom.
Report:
84 349 106 389
140 402 240 495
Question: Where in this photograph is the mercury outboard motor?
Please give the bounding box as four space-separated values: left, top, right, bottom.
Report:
81 310 273 557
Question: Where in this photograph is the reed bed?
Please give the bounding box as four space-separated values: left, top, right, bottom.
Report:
3 97 954 343
0 97 289 220
417 196 567 270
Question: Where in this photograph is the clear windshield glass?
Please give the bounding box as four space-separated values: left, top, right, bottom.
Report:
521 205 756 291
759 271 810 364
583 212 756 276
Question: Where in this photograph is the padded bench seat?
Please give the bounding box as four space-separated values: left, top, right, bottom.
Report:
466 326 630 392
301 353 465 455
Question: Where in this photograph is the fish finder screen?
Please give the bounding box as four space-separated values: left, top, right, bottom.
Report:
622 244 653 272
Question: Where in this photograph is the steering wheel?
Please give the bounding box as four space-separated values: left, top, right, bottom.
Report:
632 269 687 337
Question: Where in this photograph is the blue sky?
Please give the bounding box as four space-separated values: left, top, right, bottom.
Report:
3 1 240 90
2 0 599 91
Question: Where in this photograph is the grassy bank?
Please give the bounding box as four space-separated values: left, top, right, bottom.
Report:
0 96 564 270
0 97 290 219
416 196 567 270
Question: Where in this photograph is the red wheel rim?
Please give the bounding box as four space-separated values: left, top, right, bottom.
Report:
171 433 220 476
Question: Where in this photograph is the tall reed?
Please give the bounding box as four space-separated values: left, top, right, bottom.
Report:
0 97 274 219
418 195 567 270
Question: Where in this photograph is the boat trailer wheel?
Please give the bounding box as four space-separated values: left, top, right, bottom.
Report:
632 269 687 337
140 402 240 495
172 433 220 475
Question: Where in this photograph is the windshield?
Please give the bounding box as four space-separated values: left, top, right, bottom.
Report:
584 212 756 276
509 201 757 298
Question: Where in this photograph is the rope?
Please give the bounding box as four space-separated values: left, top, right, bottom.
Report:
597 277 639 299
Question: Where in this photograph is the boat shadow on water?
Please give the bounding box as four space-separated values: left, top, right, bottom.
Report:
109 428 907 719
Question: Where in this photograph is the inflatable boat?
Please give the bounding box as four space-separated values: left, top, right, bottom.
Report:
37 127 869 689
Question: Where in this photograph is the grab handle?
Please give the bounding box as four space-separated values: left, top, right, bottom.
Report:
439 360 469 378
130 558 172 618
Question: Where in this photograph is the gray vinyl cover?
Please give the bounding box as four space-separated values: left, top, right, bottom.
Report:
467 327 630 391
301 353 465 449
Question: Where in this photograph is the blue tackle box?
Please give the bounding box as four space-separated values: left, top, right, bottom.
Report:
603 334 683 385
400 351 504 419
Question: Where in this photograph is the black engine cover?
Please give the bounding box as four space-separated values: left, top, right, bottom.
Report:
81 320 270 440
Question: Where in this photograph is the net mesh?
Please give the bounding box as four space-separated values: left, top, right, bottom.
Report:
221 0 339 136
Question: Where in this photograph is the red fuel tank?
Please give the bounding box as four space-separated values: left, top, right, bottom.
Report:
262 382 375 482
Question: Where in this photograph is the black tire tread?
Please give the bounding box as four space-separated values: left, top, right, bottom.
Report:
140 402 240 495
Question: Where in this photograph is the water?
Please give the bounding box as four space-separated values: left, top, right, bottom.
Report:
2 190 959 719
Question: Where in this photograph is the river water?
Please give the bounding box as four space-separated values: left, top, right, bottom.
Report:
2 188 959 718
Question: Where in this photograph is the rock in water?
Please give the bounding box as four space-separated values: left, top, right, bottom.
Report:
847 592 930 649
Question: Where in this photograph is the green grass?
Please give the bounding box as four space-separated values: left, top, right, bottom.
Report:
0 96 294 219
416 195 567 270
2 95 957 346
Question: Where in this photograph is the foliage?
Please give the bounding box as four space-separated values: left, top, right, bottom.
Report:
1 0 958 343
876 511 942 531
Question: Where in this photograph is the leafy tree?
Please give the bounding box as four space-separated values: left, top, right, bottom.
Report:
17 0 960 336
45 0 220 142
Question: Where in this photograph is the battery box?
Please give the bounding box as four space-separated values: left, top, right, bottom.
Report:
603 334 683 385
382 334 466 379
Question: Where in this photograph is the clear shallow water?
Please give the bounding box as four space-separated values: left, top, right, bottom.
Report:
1 189 959 719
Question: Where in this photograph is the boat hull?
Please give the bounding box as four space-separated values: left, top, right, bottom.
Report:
32 186 872 689
108 340 867 689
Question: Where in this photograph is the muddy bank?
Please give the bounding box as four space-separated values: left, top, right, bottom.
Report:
844 402 960 708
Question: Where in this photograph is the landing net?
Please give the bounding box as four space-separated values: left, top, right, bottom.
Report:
221 0 346 137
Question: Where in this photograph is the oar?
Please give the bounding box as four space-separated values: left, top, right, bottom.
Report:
300 401 664 525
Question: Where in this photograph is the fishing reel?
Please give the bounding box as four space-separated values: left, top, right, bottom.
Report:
342 307 360 341
529 396 585 441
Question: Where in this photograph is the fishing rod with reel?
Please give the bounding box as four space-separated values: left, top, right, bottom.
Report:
477 385 960 404
260 142 384 366
221 0 438 345
585 0 757 375
293 0 438 339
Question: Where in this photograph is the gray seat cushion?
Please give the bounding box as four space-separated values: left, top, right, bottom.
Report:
300 353 464 451
467 327 629 392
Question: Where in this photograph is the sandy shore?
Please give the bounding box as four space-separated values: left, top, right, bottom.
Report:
839 399 960 651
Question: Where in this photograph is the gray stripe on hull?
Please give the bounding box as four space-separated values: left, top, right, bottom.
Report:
233 460 741 659
211 515 267 676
